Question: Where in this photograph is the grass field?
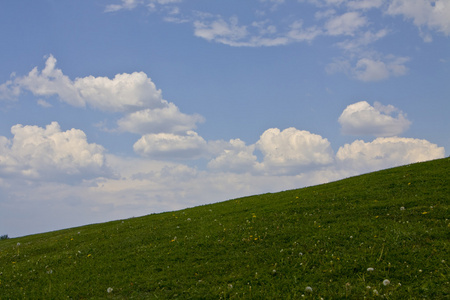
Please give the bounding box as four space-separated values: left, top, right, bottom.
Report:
0 158 449 299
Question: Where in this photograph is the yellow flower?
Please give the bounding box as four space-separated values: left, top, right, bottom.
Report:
422 211 428 214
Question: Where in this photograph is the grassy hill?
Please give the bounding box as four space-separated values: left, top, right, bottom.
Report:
0 158 449 299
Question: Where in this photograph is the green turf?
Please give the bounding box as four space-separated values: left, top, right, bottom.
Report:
1 158 449 299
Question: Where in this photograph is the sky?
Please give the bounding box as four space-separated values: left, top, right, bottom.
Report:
0 0 449 237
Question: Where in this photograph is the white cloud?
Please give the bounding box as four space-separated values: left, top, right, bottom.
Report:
37 99 52 108
327 55 409 82
117 103 204 134
338 101 411 136
325 11 367 36
0 122 113 183
0 79 20 101
256 127 334 174
133 131 208 159
74 72 165 112
6 55 164 112
105 0 143 12
194 15 323 47
336 137 445 173
207 139 259 173
194 16 249 46
346 0 384 10
354 56 409 81
12 55 85 107
1 55 203 135
287 21 323 43
387 0 450 37
336 29 389 52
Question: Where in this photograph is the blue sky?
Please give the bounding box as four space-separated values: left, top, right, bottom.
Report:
1 0 448 237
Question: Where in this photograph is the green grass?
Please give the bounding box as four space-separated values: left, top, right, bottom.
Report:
1 158 449 299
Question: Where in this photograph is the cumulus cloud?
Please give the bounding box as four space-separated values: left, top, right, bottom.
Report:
339 101 411 136
0 55 203 135
256 127 334 174
3 55 164 112
117 103 204 134
336 136 445 173
0 122 113 183
133 131 208 159
74 72 165 112
387 0 450 38
207 139 259 173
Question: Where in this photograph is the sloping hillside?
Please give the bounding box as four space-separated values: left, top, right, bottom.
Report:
0 158 449 299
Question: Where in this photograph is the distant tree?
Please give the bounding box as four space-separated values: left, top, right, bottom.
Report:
0 234 8 240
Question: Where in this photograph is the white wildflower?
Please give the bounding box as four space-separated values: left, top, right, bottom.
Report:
367 267 374 272
383 279 390 286
305 286 313 293
107 287 113 293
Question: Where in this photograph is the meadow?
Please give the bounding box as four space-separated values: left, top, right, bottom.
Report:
0 158 448 299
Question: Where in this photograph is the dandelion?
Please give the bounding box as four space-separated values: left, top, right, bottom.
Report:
373 289 379 295
383 279 390 286
367 267 374 272
400 206 405 210
305 286 313 293
107 287 113 293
